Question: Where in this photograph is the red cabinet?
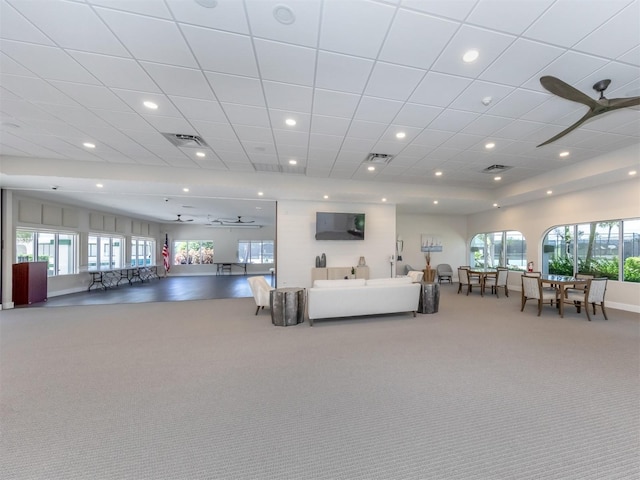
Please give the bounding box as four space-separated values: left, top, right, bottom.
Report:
12 262 48 305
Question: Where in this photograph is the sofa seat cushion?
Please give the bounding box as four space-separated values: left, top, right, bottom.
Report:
365 277 413 286
313 278 366 288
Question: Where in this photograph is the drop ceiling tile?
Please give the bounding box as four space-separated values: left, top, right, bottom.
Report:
364 62 425 101
9 0 129 56
141 115 196 134
431 26 516 79
521 96 581 124
140 63 214 100
480 39 565 87
169 96 227 123
205 72 265 107
0 52 36 76
312 89 360 118
401 0 475 21
412 129 455 147
1 74 77 105
0 98 61 123
68 52 161 92
340 136 377 152
410 72 472 107
89 110 153 133
276 144 308 160
262 81 312 112
320 0 395 58
245 0 321 47
110 89 183 117
379 8 459 69
254 39 316 86
234 125 273 143
181 25 256 76
1 41 100 84
466 0 554 35
354 96 403 123
427 109 478 132
49 81 132 111
462 115 512 136
18 118 86 139
245 150 278 162
524 0 630 48
311 115 350 136
307 148 338 164
222 104 270 127
167 0 248 33
95 7 197 68
199 136 244 154
347 120 387 140
494 119 545 141
369 140 405 155
393 103 442 128
87 0 173 18
485 89 547 118
521 51 609 92
218 153 251 164
618 45 640 66
309 133 343 150
589 63 640 96
315 51 374 94
272 129 308 147
1 131 70 158
194 123 240 145
379 125 423 143
1 2 55 45
449 80 514 113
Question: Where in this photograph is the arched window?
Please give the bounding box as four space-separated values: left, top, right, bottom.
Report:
469 231 526 270
543 218 640 282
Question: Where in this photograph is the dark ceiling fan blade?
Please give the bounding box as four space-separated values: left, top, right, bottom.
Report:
540 76 597 108
606 96 640 110
537 110 597 147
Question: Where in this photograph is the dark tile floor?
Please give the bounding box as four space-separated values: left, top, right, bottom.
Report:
28 274 274 308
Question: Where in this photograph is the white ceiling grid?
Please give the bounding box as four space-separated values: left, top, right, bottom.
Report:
0 0 638 221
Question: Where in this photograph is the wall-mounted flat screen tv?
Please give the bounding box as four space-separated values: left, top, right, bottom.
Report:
315 212 365 240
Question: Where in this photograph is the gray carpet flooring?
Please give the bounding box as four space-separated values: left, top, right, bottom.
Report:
1 285 639 479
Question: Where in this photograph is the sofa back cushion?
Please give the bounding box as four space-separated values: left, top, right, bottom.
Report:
313 278 366 288
365 277 413 286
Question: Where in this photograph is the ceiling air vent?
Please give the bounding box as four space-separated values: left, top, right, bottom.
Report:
162 133 209 148
481 164 512 174
253 163 306 175
364 153 394 165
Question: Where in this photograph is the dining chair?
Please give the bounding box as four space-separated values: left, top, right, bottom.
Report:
521 275 558 316
457 267 481 295
523 271 541 277
564 278 608 321
484 267 509 297
247 276 274 315
564 273 594 297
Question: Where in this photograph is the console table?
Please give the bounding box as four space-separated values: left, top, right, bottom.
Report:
311 266 369 282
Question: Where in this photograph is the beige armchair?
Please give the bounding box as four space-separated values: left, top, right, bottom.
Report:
247 276 274 315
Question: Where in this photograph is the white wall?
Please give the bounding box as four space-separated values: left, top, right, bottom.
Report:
395 213 467 277
276 200 396 288
467 178 640 312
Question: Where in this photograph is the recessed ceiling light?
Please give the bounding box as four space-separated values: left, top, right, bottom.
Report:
382 198 387 202
96 183 103 188
493 203 499 207
288 159 297 165
485 142 495 149
196 152 206 158
462 49 479 63
143 101 158 110
183 188 189 192
285 118 296 126
629 170 637 176
559 151 570 158
83 142 96 149
273 4 295 25
194 0 218 7
395 132 406 139
258 191 264 196
433 200 439 205
494 176 501 181
367 166 375 171
323 195 329 199
435 171 443 176
547 190 553 195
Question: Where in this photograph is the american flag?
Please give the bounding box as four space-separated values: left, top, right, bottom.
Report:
162 234 170 273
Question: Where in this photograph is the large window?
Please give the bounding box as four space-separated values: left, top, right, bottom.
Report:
16 229 77 276
88 235 124 270
543 218 640 282
238 240 274 264
131 237 155 266
172 241 214 264
470 231 526 270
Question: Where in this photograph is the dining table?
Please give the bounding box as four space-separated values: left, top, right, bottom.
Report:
540 274 589 317
468 268 497 296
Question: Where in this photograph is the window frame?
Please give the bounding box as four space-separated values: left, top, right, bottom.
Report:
15 228 78 277
88 234 125 270
237 240 274 264
171 240 215 265
469 231 526 271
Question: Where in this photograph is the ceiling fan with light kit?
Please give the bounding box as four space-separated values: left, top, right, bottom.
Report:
537 75 640 147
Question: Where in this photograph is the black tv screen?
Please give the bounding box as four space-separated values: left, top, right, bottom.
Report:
315 212 365 240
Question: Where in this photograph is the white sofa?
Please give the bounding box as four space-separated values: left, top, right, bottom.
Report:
307 277 421 326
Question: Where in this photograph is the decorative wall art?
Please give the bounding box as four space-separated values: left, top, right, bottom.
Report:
421 234 443 253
